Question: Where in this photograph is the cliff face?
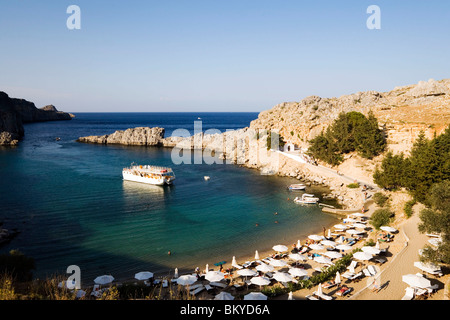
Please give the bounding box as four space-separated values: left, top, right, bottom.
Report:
0 91 73 145
250 78 450 154
77 127 165 146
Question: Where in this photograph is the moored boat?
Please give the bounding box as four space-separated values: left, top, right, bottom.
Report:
288 184 306 190
122 164 175 185
294 193 319 204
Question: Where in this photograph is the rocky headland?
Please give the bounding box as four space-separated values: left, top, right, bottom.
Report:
0 91 73 145
76 78 450 209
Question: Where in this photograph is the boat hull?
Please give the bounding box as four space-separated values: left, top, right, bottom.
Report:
122 171 174 185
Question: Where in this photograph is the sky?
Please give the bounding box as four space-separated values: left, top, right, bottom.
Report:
0 0 449 112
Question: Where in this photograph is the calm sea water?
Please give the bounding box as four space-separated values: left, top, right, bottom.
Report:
0 113 339 284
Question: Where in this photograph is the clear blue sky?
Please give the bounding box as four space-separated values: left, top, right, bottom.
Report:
1 0 449 112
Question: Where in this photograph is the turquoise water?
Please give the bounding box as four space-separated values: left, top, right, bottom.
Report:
0 113 339 285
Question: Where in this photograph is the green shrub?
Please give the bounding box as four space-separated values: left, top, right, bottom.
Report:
370 208 395 229
347 183 360 189
373 192 390 207
404 199 416 218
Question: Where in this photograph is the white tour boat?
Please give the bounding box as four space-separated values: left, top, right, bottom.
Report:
288 184 306 190
122 164 175 186
294 193 319 204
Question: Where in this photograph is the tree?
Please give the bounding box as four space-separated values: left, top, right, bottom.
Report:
418 180 450 264
373 151 408 190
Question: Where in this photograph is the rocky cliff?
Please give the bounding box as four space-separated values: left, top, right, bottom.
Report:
77 127 166 146
0 91 73 145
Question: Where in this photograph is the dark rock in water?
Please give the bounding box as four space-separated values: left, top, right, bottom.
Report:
0 91 72 146
0 227 20 246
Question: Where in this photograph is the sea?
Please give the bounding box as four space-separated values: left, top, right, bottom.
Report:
0 112 340 285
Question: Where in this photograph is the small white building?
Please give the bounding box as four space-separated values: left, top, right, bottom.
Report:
283 141 298 152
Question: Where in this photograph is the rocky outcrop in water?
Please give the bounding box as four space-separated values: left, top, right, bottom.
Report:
77 127 166 146
0 91 73 145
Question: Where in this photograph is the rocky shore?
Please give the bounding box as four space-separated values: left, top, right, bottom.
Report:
0 91 73 146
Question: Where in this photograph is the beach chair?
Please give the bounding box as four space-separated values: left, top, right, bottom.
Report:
91 285 102 298
401 287 415 300
190 285 205 296
348 272 363 281
347 261 358 271
313 291 333 300
336 286 351 297
363 268 371 277
374 257 386 264
342 271 355 279
205 284 213 291
210 282 227 289
322 281 336 289
368 265 377 276
306 295 319 300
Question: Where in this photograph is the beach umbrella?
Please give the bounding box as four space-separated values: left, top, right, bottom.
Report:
296 240 301 248
214 292 234 300
309 244 325 251
174 268 179 278
335 271 341 285
94 275 114 285
214 261 227 267
414 262 442 275
335 244 352 251
346 229 365 235
327 229 331 238
308 234 324 241
321 240 337 247
380 226 397 233
375 241 380 249
323 251 342 259
273 272 293 283
177 275 197 286
361 246 381 255
237 269 257 277
134 271 154 281
289 253 307 262
288 268 308 278
402 274 431 289
268 258 287 267
244 292 268 300
75 289 86 299
205 271 224 282
334 224 347 230
250 276 270 287
343 218 357 223
353 223 367 229
316 283 323 295
231 256 241 268
288 292 294 300
314 256 333 265
256 263 274 273
205 264 209 273
255 250 260 260
273 244 288 252
353 252 373 261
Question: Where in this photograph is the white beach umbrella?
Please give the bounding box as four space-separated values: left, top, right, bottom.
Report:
335 271 341 285
316 283 323 295
244 292 268 300
177 274 197 286
205 271 224 282
334 224 347 230
250 276 271 287
327 229 331 238
288 291 294 300
273 272 293 283
335 244 353 251
353 252 373 261
289 253 307 262
174 268 179 278
343 218 357 223
94 275 114 285
214 291 234 300
321 240 337 247
353 223 368 229
205 264 209 273
346 229 365 235
134 271 154 281
273 244 288 252
268 258 287 267
256 263 274 273
232 256 238 266
414 262 442 275
288 268 308 278
314 256 333 265
380 226 397 233
323 251 343 259
296 240 301 248
361 246 381 255
309 244 325 251
375 241 380 249
237 269 257 277
402 274 431 289
255 250 260 260
308 234 324 241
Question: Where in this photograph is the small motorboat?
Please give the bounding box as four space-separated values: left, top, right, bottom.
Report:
294 193 319 204
288 184 306 190
204 176 211 181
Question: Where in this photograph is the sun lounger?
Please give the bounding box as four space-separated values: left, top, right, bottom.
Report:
363 268 371 277
322 281 336 289
347 261 358 271
188 284 203 290
368 265 377 276
336 286 351 296
348 272 363 281
374 257 386 264
190 285 205 295
205 284 213 291
210 282 227 288
401 287 415 300
306 295 319 300
342 271 355 279
313 291 333 300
